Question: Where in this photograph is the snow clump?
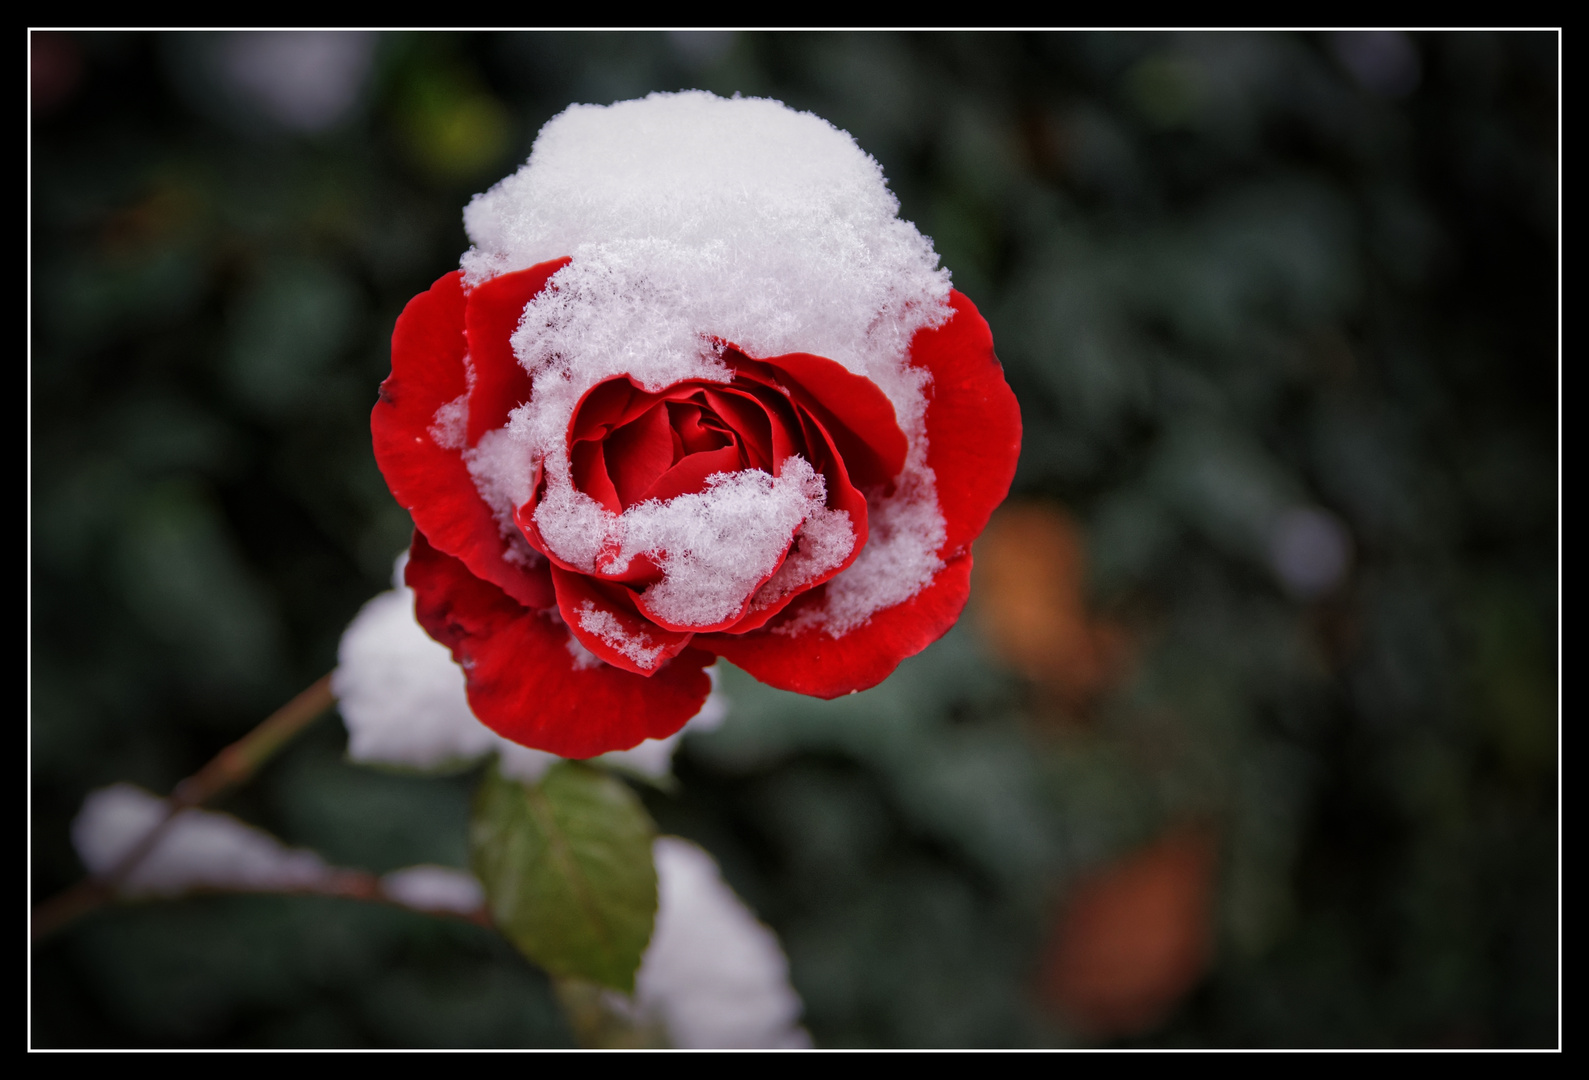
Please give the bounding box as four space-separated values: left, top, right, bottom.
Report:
72 784 335 897
631 837 810 1049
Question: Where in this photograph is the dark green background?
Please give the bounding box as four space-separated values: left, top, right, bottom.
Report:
31 31 1557 1047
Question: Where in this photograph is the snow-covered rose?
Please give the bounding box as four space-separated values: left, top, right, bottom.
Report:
373 92 1019 757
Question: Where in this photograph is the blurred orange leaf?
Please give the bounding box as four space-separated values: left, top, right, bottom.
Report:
1041 827 1217 1039
972 502 1129 712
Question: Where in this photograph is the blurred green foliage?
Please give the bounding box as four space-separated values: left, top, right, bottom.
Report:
31 31 1556 1047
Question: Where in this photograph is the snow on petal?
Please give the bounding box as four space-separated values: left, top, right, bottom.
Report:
620 456 841 629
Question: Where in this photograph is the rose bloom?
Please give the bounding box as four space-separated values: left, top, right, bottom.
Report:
371 93 1020 757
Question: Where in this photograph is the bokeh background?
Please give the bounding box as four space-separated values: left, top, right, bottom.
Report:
30 31 1558 1048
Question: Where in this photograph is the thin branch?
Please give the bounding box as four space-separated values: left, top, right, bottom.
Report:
169 674 337 810
39 869 493 930
32 674 338 942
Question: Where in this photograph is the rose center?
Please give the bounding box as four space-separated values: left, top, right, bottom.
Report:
568 377 800 514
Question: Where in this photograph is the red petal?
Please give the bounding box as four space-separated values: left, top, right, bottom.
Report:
745 351 909 488
570 440 622 514
463 258 570 446
915 291 1023 558
551 564 696 676
570 377 657 442
373 271 554 610
702 387 798 473
714 590 799 635
407 532 711 757
668 401 733 455
605 403 676 507
639 445 744 504
700 553 973 697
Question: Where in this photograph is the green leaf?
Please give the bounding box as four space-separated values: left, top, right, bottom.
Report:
470 762 658 992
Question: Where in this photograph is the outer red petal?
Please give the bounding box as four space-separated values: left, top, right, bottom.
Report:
463 258 570 446
701 553 973 698
918 290 1023 558
373 271 554 610
407 531 711 758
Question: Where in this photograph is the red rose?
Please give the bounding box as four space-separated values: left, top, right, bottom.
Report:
370 93 1020 758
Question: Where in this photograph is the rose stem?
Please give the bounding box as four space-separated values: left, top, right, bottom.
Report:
32 674 337 941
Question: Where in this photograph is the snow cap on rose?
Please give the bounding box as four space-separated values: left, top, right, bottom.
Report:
373 90 1021 757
